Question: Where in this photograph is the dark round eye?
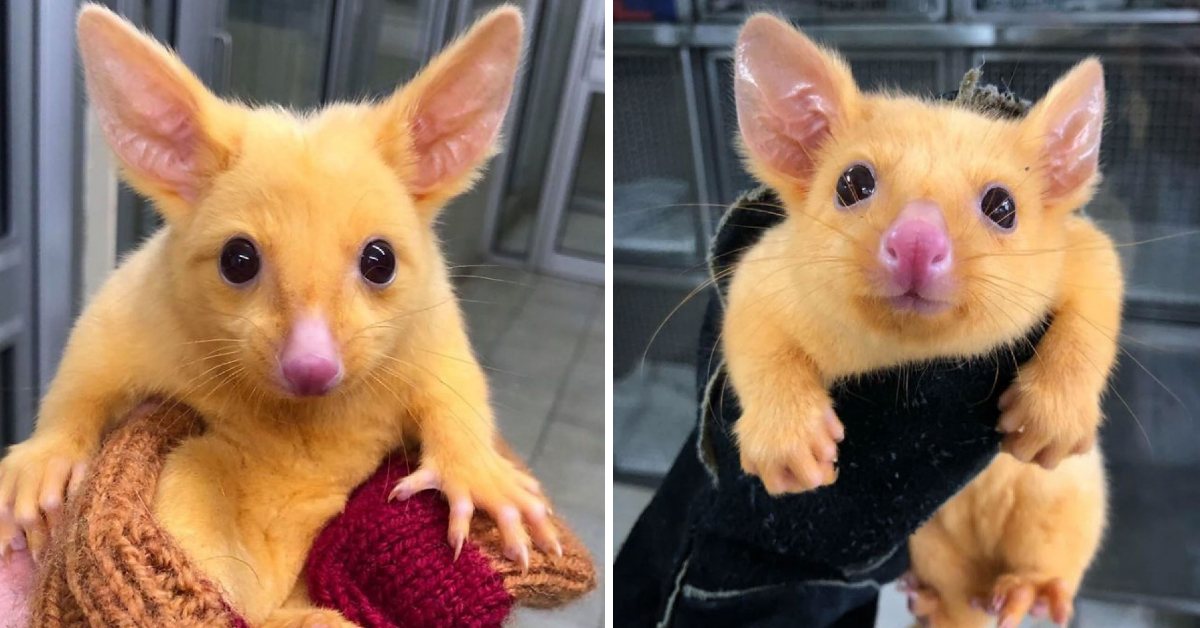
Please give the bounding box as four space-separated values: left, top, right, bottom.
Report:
360 239 396 286
219 237 260 285
835 163 876 207
980 186 1017 230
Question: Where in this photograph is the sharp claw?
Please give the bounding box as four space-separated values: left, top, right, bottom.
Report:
555 540 563 558
504 541 530 570
452 532 464 561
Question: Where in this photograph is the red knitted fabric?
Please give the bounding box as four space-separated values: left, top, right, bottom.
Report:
306 455 515 628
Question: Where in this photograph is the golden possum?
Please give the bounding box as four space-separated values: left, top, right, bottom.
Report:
725 15 1119 628
0 5 559 628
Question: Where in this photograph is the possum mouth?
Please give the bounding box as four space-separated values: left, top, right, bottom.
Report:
886 291 952 316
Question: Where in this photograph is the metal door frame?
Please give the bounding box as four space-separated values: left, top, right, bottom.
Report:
2 0 38 443
36 0 85 399
528 0 605 284
173 0 229 90
473 0 548 267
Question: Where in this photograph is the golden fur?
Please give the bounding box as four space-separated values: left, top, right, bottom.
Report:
726 14 1120 627
0 5 556 628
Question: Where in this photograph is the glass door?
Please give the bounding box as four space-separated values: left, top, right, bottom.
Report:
325 0 449 101
529 0 605 283
175 0 337 108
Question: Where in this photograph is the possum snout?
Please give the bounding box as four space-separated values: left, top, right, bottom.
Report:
279 316 344 396
878 200 955 312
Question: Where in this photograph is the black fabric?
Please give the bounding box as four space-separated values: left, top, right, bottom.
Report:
615 186 1051 628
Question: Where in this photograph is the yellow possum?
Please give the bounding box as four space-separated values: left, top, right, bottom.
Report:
726 14 1120 627
0 5 557 627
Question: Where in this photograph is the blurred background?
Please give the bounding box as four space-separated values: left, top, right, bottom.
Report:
2 1 603 626
613 0 1200 626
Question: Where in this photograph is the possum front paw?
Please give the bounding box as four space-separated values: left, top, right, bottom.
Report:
997 364 1100 469
735 397 844 495
978 573 1074 628
897 572 946 628
0 435 93 559
389 453 560 569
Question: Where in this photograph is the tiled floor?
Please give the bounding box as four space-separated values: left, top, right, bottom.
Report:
456 266 605 628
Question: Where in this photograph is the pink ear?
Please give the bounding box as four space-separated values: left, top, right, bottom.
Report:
77 5 225 208
381 7 523 209
734 15 857 184
1029 59 1105 202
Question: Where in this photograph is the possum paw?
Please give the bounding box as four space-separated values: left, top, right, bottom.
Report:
898 572 944 627
735 401 843 495
0 437 92 561
389 453 560 569
997 368 1100 469
981 573 1073 628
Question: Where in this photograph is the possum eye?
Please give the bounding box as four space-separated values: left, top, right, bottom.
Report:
980 186 1017 231
360 239 396 286
219 237 260 285
835 163 876 208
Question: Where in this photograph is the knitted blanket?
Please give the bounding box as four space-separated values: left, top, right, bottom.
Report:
11 402 594 628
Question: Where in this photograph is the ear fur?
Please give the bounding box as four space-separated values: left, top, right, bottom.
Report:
734 14 859 190
374 6 524 218
1023 58 1106 210
77 3 240 221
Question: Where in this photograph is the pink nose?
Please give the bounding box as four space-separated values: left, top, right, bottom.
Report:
879 200 952 292
280 317 343 396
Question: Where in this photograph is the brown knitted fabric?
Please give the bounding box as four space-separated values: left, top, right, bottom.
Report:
29 402 595 626
31 403 241 628
478 439 597 608
472 517 596 609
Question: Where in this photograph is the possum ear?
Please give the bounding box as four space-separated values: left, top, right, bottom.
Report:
77 4 239 221
734 14 859 188
375 7 523 218
1024 59 1105 208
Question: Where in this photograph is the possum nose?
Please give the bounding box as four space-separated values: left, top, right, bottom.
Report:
880 200 952 291
280 317 343 396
